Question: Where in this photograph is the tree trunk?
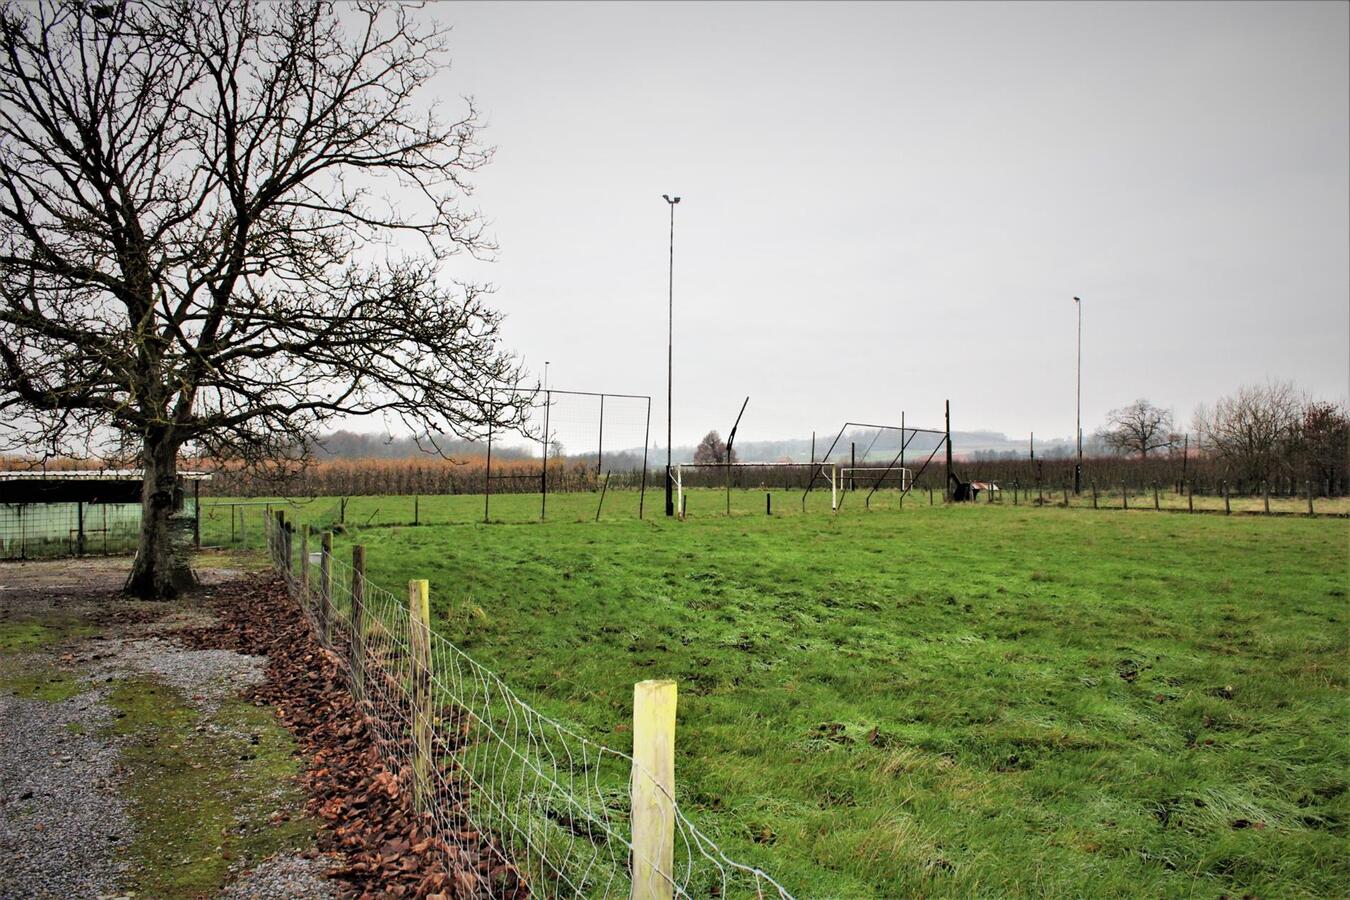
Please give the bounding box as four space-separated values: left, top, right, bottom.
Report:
125 432 198 599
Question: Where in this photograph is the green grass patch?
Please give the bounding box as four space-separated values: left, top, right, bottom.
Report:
0 619 96 652
0 659 83 702
284 491 1350 898
107 679 316 898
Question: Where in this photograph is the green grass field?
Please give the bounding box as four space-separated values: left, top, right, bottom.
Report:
207 491 1348 897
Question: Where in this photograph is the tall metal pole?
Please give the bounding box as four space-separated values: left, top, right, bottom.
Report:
663 194 680 517
945 400 953 501
1074 296 1082 494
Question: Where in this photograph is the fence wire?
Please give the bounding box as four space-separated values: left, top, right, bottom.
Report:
266 516 793 899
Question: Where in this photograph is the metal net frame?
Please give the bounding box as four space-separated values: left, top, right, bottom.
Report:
484 388 653 523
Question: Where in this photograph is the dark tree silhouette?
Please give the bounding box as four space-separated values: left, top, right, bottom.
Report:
1193 381 1302 483
1103 400 1174 458
0 0 525 598
693 430 737 465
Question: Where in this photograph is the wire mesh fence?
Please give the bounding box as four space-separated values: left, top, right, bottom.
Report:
265 512 793 899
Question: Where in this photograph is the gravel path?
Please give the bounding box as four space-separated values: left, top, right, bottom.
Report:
219 851 340 900
1 561 346 899
0 681 130 899
84 636 267 712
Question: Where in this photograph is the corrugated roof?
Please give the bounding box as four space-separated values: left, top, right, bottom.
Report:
0 469 212 481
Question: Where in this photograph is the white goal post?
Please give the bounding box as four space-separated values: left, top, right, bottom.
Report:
840 466 914 492
673 462 844 514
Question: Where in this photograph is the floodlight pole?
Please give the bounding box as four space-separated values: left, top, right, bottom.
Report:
663 194 681 517
1074 296 1082 494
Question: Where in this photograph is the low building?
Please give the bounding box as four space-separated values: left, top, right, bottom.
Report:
0 470 210 560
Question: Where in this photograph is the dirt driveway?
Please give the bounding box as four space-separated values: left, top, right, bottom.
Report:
0 554 335 899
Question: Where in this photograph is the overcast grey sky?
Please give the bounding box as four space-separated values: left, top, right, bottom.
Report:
424 0 1348 446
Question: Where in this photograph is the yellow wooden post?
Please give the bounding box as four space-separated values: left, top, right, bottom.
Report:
319 531 333 644
631 679 677 900
408 579 433 812
298 525 310 609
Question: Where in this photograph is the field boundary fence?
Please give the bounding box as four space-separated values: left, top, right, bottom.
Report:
263 511 792 899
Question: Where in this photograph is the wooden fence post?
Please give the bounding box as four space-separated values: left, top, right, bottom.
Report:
1187 481 1194 513
350 545 366 702
1153 482 1160 511
765 492 771 515
1307 481 1314 516
1263 480 1270 514
1091 481 1098 509
414 494 420 526
1062 487 1069 508
1122 484 1128 510
928 486 933 506
631 679 677 900
273 510 285 566
1013 480 1019 505
1223 480 1231 515
319 531 333 645
299 525 310 608
408 579 433 813
283 521 293 583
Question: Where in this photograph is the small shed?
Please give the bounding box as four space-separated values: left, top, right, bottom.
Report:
0 470 211 560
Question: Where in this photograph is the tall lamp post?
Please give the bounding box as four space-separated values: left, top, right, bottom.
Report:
662 194 680 517
1074 296 1082 494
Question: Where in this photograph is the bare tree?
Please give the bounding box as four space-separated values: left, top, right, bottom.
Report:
1294 401 1349 492
1102 400 1174 457
1193 381 1303 484
0 0 525 598
693 430 736 465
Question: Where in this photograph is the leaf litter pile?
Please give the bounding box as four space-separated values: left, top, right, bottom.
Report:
180 574 526 898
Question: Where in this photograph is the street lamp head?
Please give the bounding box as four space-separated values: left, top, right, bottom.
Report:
1074 296 1081 302
662 194 681 205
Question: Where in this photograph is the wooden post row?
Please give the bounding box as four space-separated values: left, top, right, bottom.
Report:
273 509 284 566
299 525 311 608
408 579 433 813
320 531 333 644
282 517 294 580
350 546 366 702
632 679 677 900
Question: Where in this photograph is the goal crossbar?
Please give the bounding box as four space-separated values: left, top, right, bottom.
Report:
840 466 913 490
672 462 842 517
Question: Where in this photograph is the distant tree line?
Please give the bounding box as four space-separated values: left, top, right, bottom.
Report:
965 382 1348 496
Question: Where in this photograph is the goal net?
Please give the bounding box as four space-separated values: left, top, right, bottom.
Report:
840 466 913 492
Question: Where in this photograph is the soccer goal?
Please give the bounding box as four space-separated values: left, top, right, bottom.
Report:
673 462 842 516
840 466 913 492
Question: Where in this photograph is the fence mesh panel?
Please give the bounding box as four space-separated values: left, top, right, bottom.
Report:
268 516 793 899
